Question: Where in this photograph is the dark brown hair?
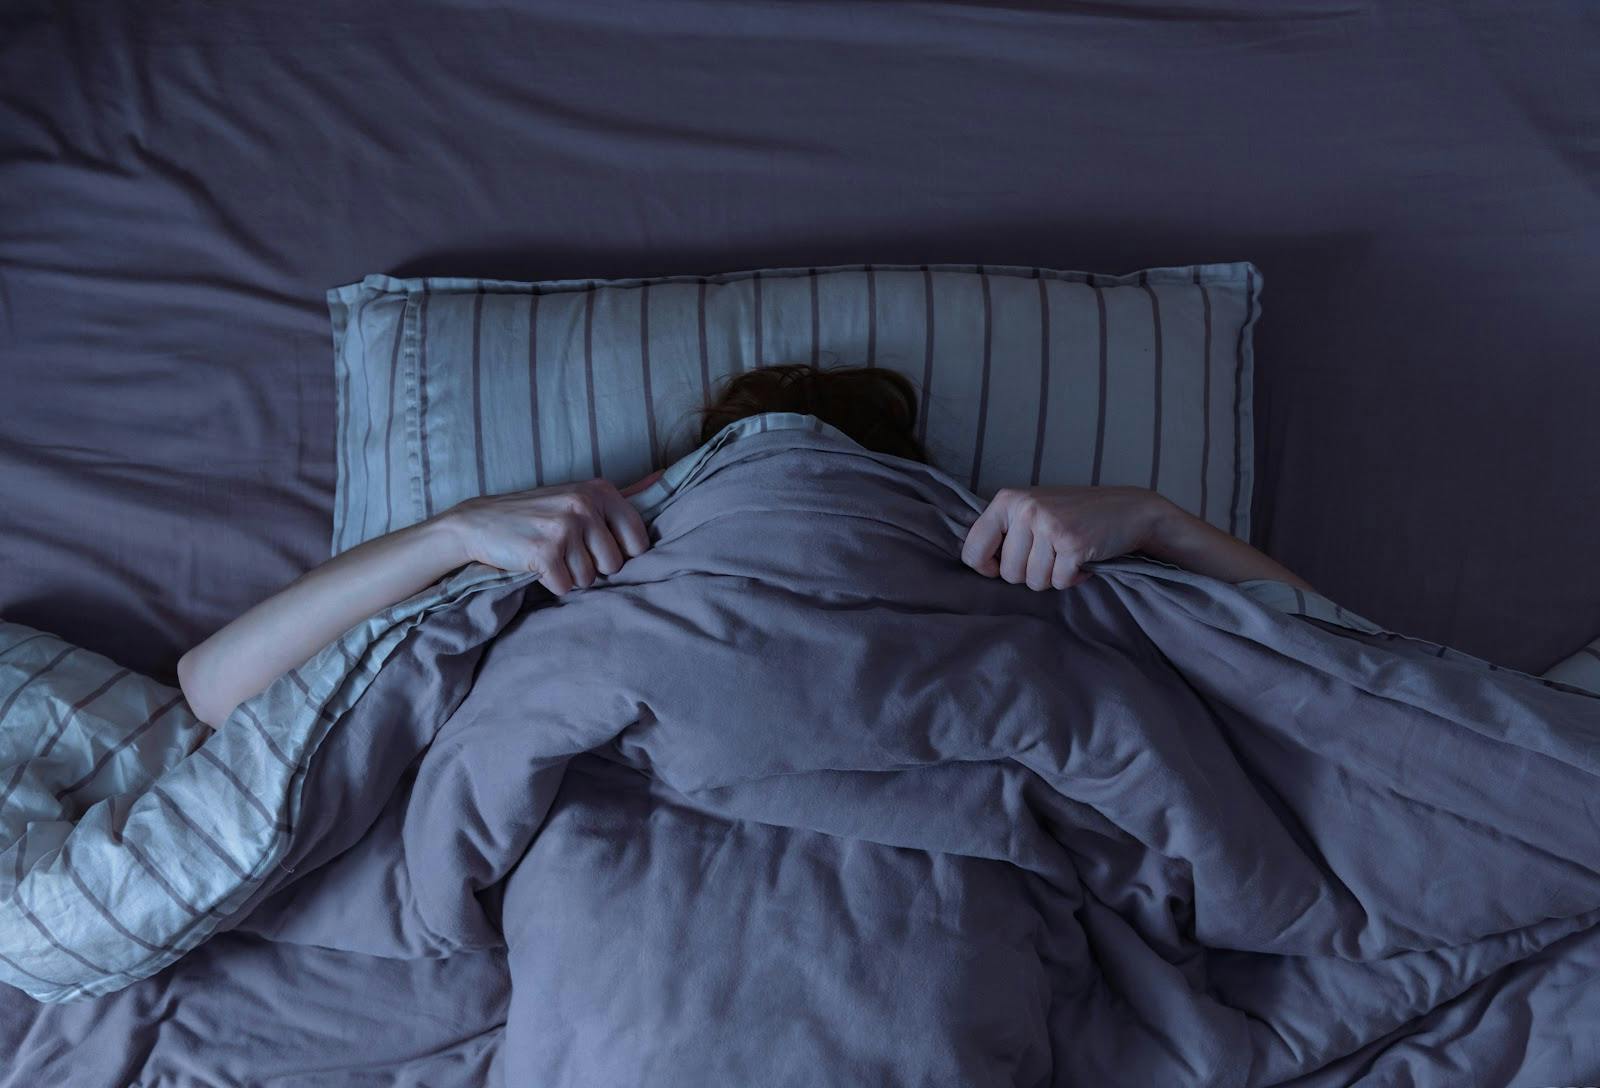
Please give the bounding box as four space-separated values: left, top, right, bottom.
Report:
699 363 927 462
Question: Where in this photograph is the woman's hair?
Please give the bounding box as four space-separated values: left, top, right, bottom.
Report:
699 363 928 463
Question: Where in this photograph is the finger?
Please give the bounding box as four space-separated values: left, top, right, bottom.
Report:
536 549 575 596
1025 533 1056 592
1067 568 1092 588
566 545 597 590
604 497 651 559
998 520 1033 584
619 469 664 499
961 496 1013 576
1051 553 1078 590
585 522 625 577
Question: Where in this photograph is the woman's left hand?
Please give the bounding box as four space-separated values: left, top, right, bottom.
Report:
960 485 1174 591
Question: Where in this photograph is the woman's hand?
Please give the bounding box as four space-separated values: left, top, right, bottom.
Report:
960 485 1173 591
439 479 651 595
178 477 651 727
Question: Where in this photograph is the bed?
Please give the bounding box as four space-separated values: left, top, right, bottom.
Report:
3 1 1598 1084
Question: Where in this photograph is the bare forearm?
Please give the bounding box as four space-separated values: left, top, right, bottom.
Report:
177 517 467 726
1142 501 1315 592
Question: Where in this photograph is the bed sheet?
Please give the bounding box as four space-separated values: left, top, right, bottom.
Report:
2 1 1596 681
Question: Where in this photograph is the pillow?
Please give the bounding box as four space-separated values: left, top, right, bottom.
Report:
0 555 531 1001
1544 638 1600 696
0 627 209 825
326 262 1262 555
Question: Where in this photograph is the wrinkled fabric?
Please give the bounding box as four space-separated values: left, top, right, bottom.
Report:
3 0 1598 684
0 549 533 1002
6 428 1599 1086
470 431 1600 1086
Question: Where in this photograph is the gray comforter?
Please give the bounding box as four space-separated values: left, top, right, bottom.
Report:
8 428 1600 1086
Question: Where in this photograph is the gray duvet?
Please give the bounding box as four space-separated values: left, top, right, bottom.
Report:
8 429 1600 1086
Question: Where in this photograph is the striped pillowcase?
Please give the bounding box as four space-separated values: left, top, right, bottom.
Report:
327 262 1262 555
1239 582 1600 698
0 556 538 1002
0 629 208 825
1544 638 1600 695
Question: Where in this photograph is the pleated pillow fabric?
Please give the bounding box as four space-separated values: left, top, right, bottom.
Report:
326 262 1262 555
1544 638 1600 695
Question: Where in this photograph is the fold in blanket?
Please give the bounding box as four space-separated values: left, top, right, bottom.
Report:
5 416 1599 1087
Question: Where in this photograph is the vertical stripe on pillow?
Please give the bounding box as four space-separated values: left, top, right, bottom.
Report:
751 271 763 371
865 265 877 368
808 268 820 368
334 366 352 553
696 278 710 403
471 286 487 497
918 266 935 446
1089 282 1109 486
351 318 377 547
1195 269 1213 524
347 293 377 553
969 268 994 492
1229 266 1254 536
1140 274 1164 492
379 298 405 536
582 287 602 479
640 284 660 466
528 293 545 488
416 289 435 520
1032 273 1051 487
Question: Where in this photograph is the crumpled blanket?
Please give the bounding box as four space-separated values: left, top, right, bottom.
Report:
4 416 1599 1087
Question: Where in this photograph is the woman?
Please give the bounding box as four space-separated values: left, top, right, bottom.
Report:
177 364 1313 727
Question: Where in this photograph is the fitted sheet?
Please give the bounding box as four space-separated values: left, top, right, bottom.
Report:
2 1 1596 682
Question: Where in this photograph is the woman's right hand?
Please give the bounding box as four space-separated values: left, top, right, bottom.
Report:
437 479 651 595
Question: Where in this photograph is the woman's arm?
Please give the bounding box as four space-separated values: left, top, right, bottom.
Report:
178 479 649 727
960 485 1314 593
177 518 466 727
1141 500 1314 591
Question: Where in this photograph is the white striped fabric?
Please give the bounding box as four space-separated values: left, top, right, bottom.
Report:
326 262 1264 556
1233 578 1387 636
1237 579 1600 699
0 563 534 1002
1543 638 1600 696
